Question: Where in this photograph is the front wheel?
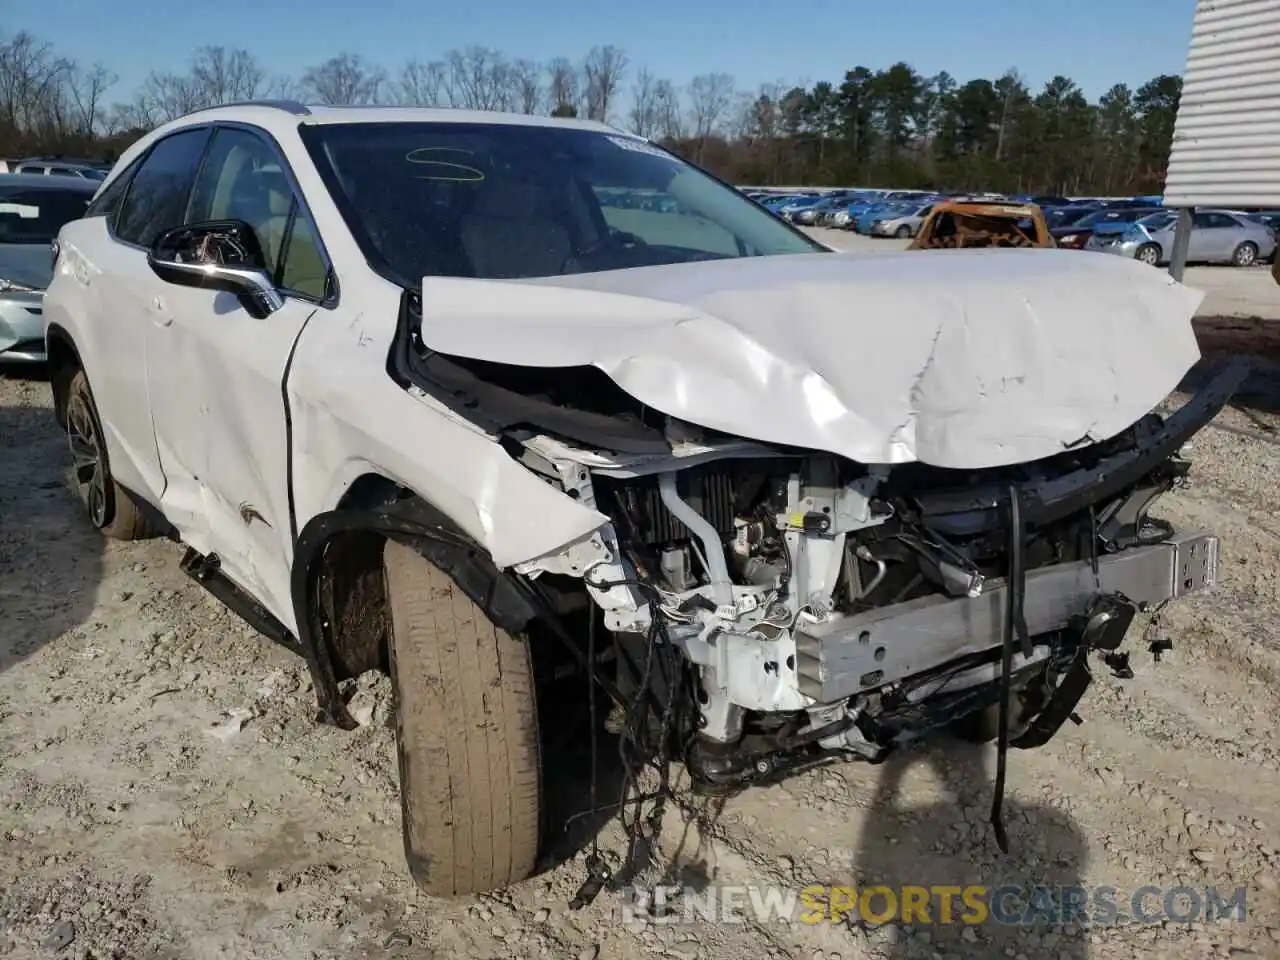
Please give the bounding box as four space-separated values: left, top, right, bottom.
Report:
1232 242 1258 267
895 225 912 239
65 370 157 540
1135 242 1161 266
384 538 542 896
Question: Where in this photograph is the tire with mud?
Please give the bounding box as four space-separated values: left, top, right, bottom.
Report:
383 538 542 896
65 369 157 540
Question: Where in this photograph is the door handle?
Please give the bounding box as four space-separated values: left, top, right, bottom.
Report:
151 295 173 327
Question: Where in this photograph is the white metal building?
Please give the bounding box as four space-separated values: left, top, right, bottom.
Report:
1164 0 1280 210
1159 0 1280 276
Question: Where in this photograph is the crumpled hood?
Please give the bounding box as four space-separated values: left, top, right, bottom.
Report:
417 249 1204 469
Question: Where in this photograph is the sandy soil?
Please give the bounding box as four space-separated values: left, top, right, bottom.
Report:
2 249 1280 960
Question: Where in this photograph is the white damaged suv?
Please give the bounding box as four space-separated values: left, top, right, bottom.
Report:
44 101 1242 897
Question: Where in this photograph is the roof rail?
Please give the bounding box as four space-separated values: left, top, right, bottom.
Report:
184 99 313 118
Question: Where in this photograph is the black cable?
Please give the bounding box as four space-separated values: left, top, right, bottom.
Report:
587 608 600 856
990 482 1026 855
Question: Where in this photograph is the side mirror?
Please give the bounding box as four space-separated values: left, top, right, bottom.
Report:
147 220 283 319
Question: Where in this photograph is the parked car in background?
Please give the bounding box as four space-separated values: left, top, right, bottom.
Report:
909 201 1055 249
778 196 824 221
1245 211 1280 259
1051 206 1161 249
0 173 98 363
834 198 880 229
856 201 915 235
12 160 107 181
1013 194 1070 207
1088 209 1276 266
794 196 846 226
869 200 937 238
1047 205 1100 228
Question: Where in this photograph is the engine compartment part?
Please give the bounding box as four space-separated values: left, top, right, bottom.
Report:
794 530 1217 703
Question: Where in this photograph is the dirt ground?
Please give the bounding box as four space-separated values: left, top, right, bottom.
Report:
3 249 1280 960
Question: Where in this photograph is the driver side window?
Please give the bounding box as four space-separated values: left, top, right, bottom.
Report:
187 127 329 300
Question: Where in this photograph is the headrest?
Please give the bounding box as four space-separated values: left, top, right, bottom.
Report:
469 179 545 219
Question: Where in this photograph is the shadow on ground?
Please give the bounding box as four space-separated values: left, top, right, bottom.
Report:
1188 316 1280 422
533 661 629 878
0 370 103 674
853 737 1090 958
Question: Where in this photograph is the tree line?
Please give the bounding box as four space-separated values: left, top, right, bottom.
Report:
0 29 1182 195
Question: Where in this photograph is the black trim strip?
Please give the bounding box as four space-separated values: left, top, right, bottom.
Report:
282 306 320 545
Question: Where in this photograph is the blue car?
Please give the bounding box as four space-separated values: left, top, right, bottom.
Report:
832 198 882 229
856 201 914 235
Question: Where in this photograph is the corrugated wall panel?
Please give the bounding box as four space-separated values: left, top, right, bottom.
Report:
1164 0 1280 207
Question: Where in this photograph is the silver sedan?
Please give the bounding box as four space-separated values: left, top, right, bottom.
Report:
0 174 97 364
1086 209 1277 267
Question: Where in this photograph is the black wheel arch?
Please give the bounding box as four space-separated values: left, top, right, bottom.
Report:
289 475 545 729
45 323 83 430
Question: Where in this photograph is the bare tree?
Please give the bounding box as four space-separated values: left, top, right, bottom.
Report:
398 59 447 106
134 71 202 124
547 57 579 117
0 31 73 134
510 59 542 115
688 72 735 140
189 46 265 104
582 44 627 123
300 53 386 105
444 46 513 112
266 73 304 102
628 67 660 137
653 79 685 140
67 62 117 135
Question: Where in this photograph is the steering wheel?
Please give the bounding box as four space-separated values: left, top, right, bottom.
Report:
562 229 648 272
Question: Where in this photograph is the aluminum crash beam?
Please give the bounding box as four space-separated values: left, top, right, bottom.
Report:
794 531 1217 703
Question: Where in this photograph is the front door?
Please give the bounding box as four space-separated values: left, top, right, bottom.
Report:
144 124 332 630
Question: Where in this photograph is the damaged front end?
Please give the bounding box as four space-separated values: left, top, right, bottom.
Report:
389 285 1245 807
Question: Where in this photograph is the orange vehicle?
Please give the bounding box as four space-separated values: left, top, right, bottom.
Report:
908 201 1056 250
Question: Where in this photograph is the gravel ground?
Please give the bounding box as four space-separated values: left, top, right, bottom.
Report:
2 240 1279 959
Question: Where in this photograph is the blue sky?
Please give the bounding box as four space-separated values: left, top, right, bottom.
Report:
11 0 1198 108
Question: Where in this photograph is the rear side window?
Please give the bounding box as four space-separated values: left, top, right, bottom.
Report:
85 157 144 222
115 128 212 247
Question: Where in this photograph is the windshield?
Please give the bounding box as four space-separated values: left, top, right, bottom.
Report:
301 122 824 283
0 186 91 244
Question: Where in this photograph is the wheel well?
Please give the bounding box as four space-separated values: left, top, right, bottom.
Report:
45 327 81 431
315 527 390 681
310 474 407 681
302 474 587 690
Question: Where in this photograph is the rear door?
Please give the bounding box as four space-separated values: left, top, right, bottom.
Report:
74 128 213 505
1189 212 1232 261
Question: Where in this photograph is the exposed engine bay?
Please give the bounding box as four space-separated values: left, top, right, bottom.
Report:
388 268 1244 868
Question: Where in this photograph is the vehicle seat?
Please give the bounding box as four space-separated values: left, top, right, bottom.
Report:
229 167 327 294
458 179 571 279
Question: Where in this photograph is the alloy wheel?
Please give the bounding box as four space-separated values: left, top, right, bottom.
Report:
67 393 108 527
